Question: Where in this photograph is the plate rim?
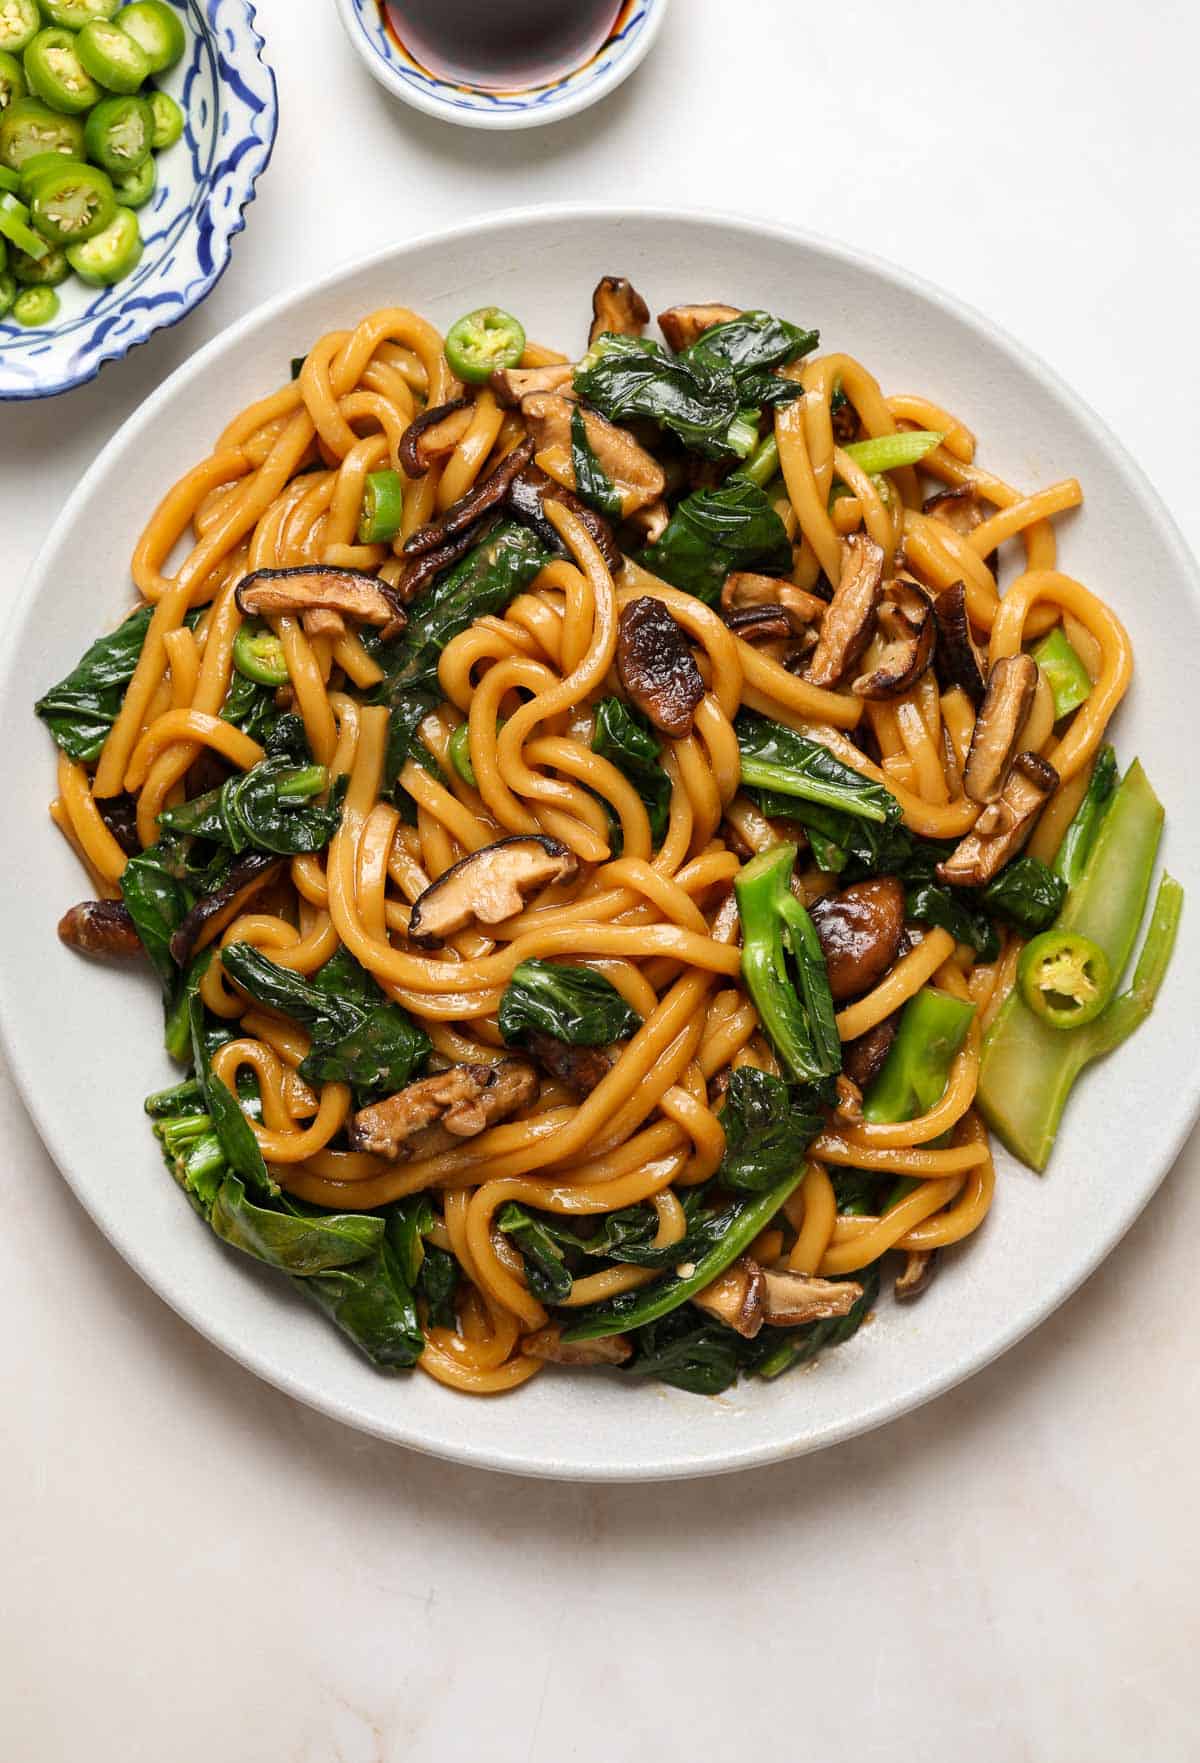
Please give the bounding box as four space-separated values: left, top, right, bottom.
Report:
4 202 1199 1480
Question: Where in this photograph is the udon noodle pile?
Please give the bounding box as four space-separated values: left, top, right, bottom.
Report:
43 286 1145 1397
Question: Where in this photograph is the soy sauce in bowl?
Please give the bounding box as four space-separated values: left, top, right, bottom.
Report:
383 0 624 92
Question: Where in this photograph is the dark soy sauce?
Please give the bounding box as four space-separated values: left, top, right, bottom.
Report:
384 0 623 91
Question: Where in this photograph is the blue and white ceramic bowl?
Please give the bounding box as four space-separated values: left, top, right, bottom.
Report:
0 0 277 401
335 0 668 131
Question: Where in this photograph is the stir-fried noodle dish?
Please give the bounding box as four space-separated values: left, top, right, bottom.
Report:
39 278 1181 1397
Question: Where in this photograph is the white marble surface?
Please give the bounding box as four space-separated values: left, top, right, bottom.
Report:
3 2 1199 1756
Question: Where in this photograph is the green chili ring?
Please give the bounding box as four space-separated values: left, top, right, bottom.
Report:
444 306 526 385
76 18 152 93
1018 930 1112 1030
12 281 58 325
29 159 115 243
0 188 47 256
233 620 289 688
22 27 102 114
357 468 404 545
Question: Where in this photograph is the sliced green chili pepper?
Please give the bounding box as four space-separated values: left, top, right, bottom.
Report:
11 237 67 282
23 27 102 114
83 91 152 171
76 17 151 90
0 265 15 314
115 2 185 72
41 0 121 27
444 305 526 385
0 96 84 166
65 199 139 282
232 620 288 688
1018 930 1111 1030
110 144 152 205
863 987 976 1123
447 721 475 787
146 86 181 148
0 46 27 108
1032 625 1092 720
29 158 115 242
840 429 943 475
357 468 404 545
12 281 58 324
0 188 46 254
0 0 39 55
18 147 80 192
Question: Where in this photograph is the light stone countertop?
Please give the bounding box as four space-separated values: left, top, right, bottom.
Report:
2 3 1198 1757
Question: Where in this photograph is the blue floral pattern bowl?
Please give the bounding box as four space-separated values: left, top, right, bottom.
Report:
335 0 667 131
0 0 277 401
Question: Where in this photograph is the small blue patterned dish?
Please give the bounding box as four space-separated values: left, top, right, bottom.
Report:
335 0 668 131
0 0 277 401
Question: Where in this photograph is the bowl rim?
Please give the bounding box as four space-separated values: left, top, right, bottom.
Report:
0 0 278 402
332 0 669 131
6 202 1200 1480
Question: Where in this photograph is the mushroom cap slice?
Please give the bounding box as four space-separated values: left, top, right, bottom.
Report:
963 651 1039 804
407 835 579 947
489 362 575 408
403 437 535 558
235 566 407 636
760 1267 864 1327
349 1058 539 1161
692 1255 765 1339
936 751 1059 887
506 462 622 573
616 596 706 738
171 853 285 970
805 533 885 689
58 899 144 960
721 604 806 644
842 1014 898 1090
657 302 742 353
397 397 473 477
923 482 987 537
589 274 650 346
809 877 906 1002
932 580 988 705
524 1030 611 1097
894 1248 937 1301
721 571 829 626
522 1325 633 1366
520 391 666 515
851 577 936 700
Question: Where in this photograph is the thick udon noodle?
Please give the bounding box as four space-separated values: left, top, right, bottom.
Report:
53 307 1132 1393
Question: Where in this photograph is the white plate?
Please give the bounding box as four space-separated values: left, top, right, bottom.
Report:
2 208 1197 1481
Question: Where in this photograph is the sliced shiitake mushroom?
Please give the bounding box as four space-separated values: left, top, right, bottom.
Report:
937 751 1059 887
760 1267 864 1327
520 391 665 515
407 835 579 947
622 498 670 546
524 1030 611 1097
521 1325 633 1366
657 302 741 353
507 463 622 573
842 1014 898 1090
235 566 407 638
894 1249 937 1301
721 571 829 628
96 791 141 857
589 274 650 345
403 437 535 558
805 534 885 688
851 577 935 700
962 652 1039 803
616 596 705 738
488 363 574 408
348 1058 538 1162
692 1255 765 1339
58 899 144 960
923 482 986 537
933 581 988 704
809 877 906 1002
831 397 859 445
397 397 473 478
393 517 499 607
720 604 807 643
170 853 284 970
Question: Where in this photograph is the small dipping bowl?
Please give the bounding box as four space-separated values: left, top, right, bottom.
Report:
334 0 669 130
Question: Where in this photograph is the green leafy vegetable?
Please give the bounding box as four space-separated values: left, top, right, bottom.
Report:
626 1309 744 1395
498 958 641 1048
220 667 282 745
220 942 430 1101
591 696 670 844
119 839 194 991
688 309 819 379
734 843 842 1084
570 404 622 517
35 604 151 761
1053 744 1118 887
717 1066 822 1191
638 478 793 605
979 759 1180 1169
496 1202 574 1302
982 855 1067 935
904 879 1000 961
188 993 273 1195
745 1259 882 1380
210 1175 384 1274
737 714 902 826
1032 625 1092 720
863 988 976 1125
159 729 344 857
